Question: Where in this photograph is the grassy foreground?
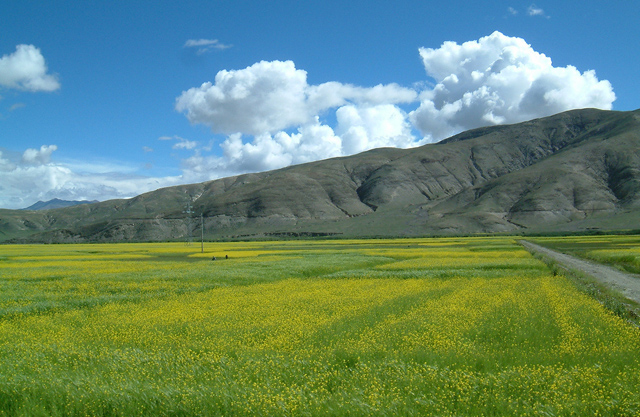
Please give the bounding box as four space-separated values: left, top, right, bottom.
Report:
1 238 639 416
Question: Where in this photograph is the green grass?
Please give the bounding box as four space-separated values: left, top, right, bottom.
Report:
1 238 639 416
531 235 640 274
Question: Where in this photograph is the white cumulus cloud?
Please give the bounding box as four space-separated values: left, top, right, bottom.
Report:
410 31 615 141
180 121 343 181
336 104 421 155
176 60 312 135
175 60 417 136
0 45 60 92
21 145 58 165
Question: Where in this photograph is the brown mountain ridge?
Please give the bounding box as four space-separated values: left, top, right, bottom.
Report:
1 108 639 243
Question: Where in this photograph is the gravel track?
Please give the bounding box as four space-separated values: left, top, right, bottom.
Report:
520 240 640 305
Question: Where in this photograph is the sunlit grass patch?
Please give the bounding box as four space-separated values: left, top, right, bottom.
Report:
586 248 640 274
531 234 640 274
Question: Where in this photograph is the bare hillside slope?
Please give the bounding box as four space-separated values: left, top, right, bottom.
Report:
2 108 639 242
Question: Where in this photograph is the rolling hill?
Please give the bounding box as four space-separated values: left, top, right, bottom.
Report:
1 108 639 243
21 199 99 211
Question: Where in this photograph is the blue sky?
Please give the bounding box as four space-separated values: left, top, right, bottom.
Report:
0 0 638 209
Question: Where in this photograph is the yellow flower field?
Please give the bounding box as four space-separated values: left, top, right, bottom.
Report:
0 237 639 415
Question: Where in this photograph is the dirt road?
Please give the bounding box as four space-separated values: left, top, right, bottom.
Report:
520 240 640 305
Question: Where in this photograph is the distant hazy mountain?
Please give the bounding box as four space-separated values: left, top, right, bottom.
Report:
22 199 99 211
2 108 639 243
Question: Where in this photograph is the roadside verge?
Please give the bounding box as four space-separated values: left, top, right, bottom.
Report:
519 240 640 324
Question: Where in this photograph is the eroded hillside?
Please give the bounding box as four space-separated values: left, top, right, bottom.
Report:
2 108 639 242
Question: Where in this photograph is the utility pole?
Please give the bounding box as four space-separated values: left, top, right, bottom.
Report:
200 211 204 253
183 203 194 245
